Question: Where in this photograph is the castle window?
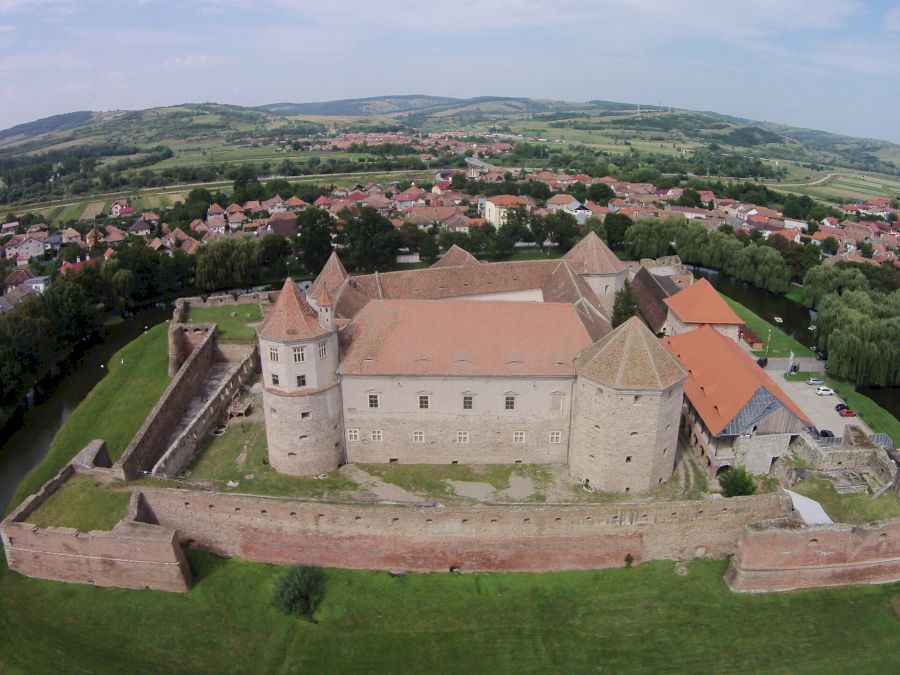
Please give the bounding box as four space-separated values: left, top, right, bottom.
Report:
299 434 308 441
413 431 425 443
462 395 473 410
513 431 525 444
292 346 305 363
550 393 564 413
347 428 359 442
456 431 469 444
296 375 307 388
633 395 642 406
418 394 430 410
301 411 311 419
504 395 516 411
625 456 632 463
268 346 279 362
271 374 280 386
549 431 562 444
318 342 327 358
368 394 379 409
371 429 383 442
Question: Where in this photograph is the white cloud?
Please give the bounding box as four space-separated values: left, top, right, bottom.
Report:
163 54 225 69
886 7 900 32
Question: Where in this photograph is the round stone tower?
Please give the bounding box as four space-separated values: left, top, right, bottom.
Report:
258 278 344 475
568 317 687 494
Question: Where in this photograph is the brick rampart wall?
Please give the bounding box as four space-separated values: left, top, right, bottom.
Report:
726 518 900 593
116 327 217 479
138 488 786 573
1 465 191 592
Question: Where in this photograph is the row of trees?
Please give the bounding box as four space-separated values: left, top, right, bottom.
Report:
802 265 900 386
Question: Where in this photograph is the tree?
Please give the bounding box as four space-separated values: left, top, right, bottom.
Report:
675 187 702 208
271 566 326 620
195 237 260 290
339 206 401 271
258 234 292 269
603 212 634 249
419 234 439 264
296 208 334 274
858 241 874 259
588 182 614 203
399 222 425 252
611 279 637 327
821 236 839 255
719 466 757 497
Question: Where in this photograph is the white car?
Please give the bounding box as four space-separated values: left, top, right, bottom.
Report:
806 377 824 385
815 386 834 396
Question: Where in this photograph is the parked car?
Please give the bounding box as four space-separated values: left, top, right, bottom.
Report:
838 408 858 417
756 357 768 368
835 403 848 411
806 377 824 385
820 429 835 438
816 386 834 396
815 351 828 361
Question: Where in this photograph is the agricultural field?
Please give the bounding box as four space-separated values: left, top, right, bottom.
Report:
776 172 900 202
79 200 106 221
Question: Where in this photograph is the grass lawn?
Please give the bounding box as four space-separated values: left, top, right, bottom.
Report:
184 303 262 341
792 478 900 524
7 323 171 513
721 294 813 358
25 475 131 531
784 284 807 305
186 420 357 498
1 552 898 673
785 372 900 444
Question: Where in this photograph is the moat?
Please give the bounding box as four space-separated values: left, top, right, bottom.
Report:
0 307 169 513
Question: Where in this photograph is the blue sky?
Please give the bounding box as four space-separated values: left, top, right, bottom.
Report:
1 0 899 142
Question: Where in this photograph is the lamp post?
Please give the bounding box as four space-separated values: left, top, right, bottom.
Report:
765 328 772 359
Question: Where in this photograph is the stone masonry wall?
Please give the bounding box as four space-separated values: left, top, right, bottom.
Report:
152 345 258 477
138 488 786 573
790 431 897 490
116 326 217 479
726 518 900 593
1 463 191 593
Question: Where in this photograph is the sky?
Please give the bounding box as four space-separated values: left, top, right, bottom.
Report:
1 0 899 143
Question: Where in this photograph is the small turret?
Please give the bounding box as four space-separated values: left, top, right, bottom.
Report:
317 285 334 331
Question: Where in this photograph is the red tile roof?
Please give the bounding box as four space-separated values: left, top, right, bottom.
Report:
663 278 742 325
663 325 811 435
257 278 328 342
341 299 593 377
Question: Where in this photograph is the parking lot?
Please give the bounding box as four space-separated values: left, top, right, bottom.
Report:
779 375 873 437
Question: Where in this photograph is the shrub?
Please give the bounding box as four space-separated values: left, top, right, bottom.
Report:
624 553 634 568
271 566 326 619
719 466 757 498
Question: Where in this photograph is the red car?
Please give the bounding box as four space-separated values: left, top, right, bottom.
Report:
838 408 857 417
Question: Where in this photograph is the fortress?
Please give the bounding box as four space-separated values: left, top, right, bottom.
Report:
3 232 900 596
260 234 687 493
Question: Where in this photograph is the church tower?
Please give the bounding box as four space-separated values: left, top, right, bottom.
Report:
568 317 687 493
257 278 344 475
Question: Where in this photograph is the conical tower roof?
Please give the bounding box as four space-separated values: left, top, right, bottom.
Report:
258 278 329 341
318 284 334 307
575 316 686 391
563 231 626 274
308 251 347 301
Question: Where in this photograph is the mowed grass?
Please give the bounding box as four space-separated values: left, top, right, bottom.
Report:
793 478 900 524
25 474 132 531
186 419 357 498
184 303 262 341
1 552 899 673
721 294 813 358
785 371 900 444
7 323 171 512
